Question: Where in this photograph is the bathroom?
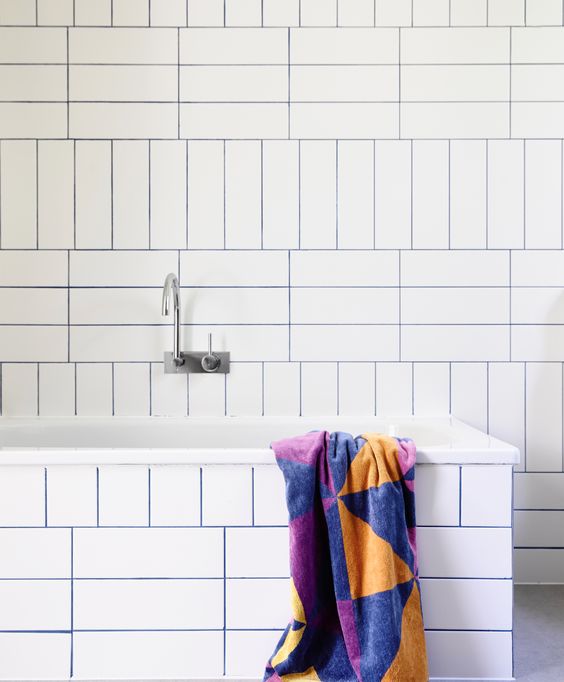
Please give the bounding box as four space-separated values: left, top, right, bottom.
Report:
0 0 562 680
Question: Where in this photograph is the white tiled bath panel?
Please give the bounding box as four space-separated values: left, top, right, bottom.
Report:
0 0 561 649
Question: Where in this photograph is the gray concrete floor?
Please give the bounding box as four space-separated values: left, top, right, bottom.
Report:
514 585 564 681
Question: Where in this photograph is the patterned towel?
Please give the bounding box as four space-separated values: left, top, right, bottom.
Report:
263 431 428 682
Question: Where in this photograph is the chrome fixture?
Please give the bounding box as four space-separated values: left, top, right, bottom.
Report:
161 273 230 375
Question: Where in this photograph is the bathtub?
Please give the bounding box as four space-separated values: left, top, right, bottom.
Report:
0 416 518 682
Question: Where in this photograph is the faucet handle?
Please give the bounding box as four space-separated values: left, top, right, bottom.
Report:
201 333 221 373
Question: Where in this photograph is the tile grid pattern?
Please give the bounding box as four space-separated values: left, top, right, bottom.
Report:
0 0 562 585
0 462 514 679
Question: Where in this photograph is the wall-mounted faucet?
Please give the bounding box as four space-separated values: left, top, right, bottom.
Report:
161 273 230 375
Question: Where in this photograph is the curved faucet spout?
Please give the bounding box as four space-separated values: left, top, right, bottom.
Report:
162 273 184 366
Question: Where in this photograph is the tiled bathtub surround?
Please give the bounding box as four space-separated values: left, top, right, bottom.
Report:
0 462 513 680
0 0 562 587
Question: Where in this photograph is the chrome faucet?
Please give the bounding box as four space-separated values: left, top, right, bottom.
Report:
162 273 184 366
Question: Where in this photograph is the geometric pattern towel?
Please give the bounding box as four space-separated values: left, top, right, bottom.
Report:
263 431 429 682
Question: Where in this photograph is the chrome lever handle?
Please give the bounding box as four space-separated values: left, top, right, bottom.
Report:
201 333 221 373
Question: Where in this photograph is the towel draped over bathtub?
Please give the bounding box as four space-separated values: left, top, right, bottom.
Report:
263 431 428 682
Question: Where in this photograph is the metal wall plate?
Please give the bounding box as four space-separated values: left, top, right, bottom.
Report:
163 351 231 374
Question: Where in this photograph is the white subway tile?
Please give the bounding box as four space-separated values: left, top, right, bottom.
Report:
514 548 564 583
514 472 564 509
70 102 178 139
113 141 150 249
150 0 186 26
75 141 112 249
253 464 288 525
292 250 398 286
263 362 300 416
225 141 261 249
412 0 450 26
0 634 71 680
450 140 487 249
450 362 488 432
181 251 288 286
450 0 487 25
337 141 374 248
262 140 299 249
180 27 287 63
69 27 177 63
150 366 187 417
401 250 509 286
226 527 290 576
512 250 564 286
98 466 149 526
426 631 512 679
74 631 223 679
187 0 224 26
413 363 450 416
515 511 564 547
292 102 397 139
70 64 177 101
513 325 564 359
401 288 509 324
292 325 399 361
186 288 288 324
70 250 177 286
72 289 161 325
300 361 337 415
225 0 262 26
525 363 562 471
38 140 74 249
513 65 564 101
0 251 67 286
227 363 263 416
74 0 111 25
526 0 563 25
292 288 398 324
1 363 38 416
461 465 512 527
415 465 459 526
514 102 564 138
338 0 374 25
227 577 289 628
525 140 562 249
420 578 512 630
182 102 288 138
301 0 337 25
0 468 45 526
47 466 97 526
402 65 509 101
263 0 299 26
188 372 226 416
402 326 509 362
113 363 150 416
202 465 252 525
412 141 449 249
300 140 337 248
376 362 412 415
182 65 286 102
401 102 509 139
150 466 201 526
375 0 411 26
36 0 73 24
0 581 70 631
0 0 36 24
0 26 66 61
150 141 187 249
292 27 398 63
226 630 285 678
337 363 375 415
0 288 66 324
0 140 36 248
292 64 396 102
0 528 70 578
488 362 525 469
488 0 525 25
187 140 224 249
39 363 75 416
0 327 67 362
0 64 66 101
512 288 564 324
112 0 149 26
418 527 512 578
401 27 509 63
74 579 223 629
374 140 411 249
76 363 113 416
74 527 223 577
